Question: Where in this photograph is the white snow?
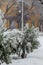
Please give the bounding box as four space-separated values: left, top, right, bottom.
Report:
1 34 43 65
4 29 23 36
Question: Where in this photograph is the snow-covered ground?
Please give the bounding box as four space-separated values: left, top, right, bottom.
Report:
1 35 43 65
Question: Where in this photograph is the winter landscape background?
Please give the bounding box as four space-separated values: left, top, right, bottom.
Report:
0 0 43 65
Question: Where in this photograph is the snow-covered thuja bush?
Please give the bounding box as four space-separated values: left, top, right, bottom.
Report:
3 29 23 56
0 27 39 63
0 29 14 64
5 26 39 59
20 25 39 58
29 26 39 50
9 26 39 58
0 29 23 64
15 24 39 58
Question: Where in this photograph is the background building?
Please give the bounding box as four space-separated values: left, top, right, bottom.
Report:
0 0 43 31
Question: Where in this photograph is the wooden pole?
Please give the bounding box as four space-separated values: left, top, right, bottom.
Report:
21 0 23 32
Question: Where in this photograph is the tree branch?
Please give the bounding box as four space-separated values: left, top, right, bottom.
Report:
4 0 16 16
30 0 34 10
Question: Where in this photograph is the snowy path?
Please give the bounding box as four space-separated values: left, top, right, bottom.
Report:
28 36 43 59
2 36 43 65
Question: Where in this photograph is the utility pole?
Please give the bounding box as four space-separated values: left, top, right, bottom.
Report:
21 0 24 32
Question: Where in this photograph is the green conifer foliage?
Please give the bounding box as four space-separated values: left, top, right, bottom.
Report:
16 25 39 58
